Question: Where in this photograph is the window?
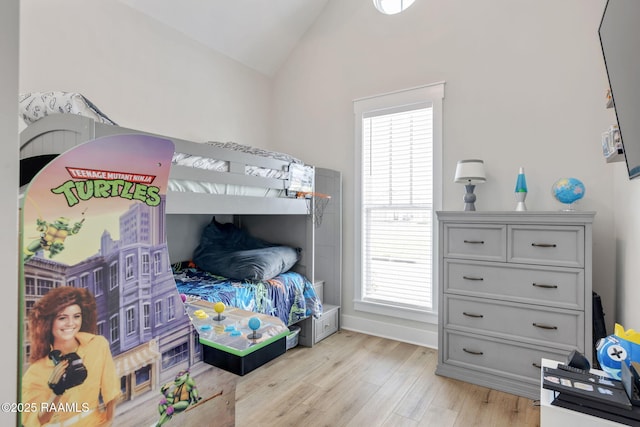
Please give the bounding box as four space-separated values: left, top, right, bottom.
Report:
126 307 136 335
167 296 175 321
80 274 89 289
109 262 119 290
155 300 163 325
135 365 151 388
125 255 135 280
162 342 189 370
25 277 35 296
153 252 162 275
25 300 35 317
37 279 54 295
193 332 201 356
94 268 104 296
143 303 150 329
141 253 150 275
354 83 444 323
110 315 120 343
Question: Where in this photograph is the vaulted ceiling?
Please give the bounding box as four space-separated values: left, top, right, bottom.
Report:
118 0 329 77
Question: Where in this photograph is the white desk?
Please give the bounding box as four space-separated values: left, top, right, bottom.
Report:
540 358 630 426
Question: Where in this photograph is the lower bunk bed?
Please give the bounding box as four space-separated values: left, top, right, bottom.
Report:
173 262 322 327
172 216 322 327
171 217 323 375
174 263 322 375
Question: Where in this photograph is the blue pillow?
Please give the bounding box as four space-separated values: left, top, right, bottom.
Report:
193 219 300 281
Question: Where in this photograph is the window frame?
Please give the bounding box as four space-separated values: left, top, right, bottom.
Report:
80 273 89 289
109 314 120 344
153 252 162 275
143 303 151 330
126 306 136 336
167 295 175 321
94 268 104 296
354 82 444 324
154 300 163 326
141 253 150 275
125 254 135 280
109 261 119 290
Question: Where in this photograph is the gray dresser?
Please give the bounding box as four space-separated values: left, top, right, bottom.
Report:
435 211 595 399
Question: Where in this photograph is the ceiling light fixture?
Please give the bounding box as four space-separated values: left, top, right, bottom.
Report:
373 0 416 15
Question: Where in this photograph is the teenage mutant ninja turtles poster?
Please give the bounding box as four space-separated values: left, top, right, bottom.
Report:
19 134 234 427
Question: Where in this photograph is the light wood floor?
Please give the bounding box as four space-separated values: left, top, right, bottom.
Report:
236 330 540 427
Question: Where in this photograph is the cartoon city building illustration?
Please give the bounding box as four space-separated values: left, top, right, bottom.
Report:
22 196 201 407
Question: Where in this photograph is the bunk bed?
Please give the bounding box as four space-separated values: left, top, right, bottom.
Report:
19 93 322 329
20 118 313 215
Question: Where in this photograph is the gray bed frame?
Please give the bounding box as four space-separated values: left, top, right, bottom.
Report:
20 114 315 285
20 114 309 216
20 114 343 346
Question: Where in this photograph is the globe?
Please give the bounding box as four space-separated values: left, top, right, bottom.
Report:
551 178 585 208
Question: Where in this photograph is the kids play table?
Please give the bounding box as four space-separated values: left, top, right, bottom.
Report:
184 299 289 375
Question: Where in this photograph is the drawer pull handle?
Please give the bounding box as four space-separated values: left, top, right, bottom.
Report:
463 312 484 318
532 283 558 289
463 276 484 281
532 323 558 330
463 348 483 355
531 243 557 248
532 362 542 369
464 240 485 244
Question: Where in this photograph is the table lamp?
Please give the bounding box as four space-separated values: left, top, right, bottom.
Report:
454 159 486 211
514 167 528 211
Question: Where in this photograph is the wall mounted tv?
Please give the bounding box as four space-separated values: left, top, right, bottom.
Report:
599 0 640 179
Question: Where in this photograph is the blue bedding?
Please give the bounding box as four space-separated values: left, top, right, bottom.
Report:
173 265 322 326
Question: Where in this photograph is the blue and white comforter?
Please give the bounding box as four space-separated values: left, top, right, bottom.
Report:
173 266 322 326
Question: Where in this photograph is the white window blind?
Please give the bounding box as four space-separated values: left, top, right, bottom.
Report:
361 103 433 310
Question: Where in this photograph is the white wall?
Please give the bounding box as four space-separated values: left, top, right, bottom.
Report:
20 0 273 147
613 166 640 329
16 0 625 350
271 0 616 346
1 1 19 424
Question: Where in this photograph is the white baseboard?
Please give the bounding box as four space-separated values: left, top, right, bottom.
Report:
341 313 438 349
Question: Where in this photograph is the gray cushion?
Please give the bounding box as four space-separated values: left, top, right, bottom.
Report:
193 219 300 281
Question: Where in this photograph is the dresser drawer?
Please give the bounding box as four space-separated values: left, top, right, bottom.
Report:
314 305 339 343
445 296 584 349
442 330 570 383
508 225 584 267
444 224 506 262
444 259 584 310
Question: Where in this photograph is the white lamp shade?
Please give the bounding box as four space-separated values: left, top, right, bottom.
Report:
454 159 486 183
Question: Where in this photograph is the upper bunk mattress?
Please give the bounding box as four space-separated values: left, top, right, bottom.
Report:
171 143 313 197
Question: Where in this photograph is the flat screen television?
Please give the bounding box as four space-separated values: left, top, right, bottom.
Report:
599 0 640 179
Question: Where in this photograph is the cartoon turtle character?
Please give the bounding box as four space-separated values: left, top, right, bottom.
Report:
24 214 85 262
156 369 201 426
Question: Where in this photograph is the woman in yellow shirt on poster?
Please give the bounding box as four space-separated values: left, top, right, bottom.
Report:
22 286 120 427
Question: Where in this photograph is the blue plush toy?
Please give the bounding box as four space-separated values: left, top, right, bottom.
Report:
596 323 640 379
